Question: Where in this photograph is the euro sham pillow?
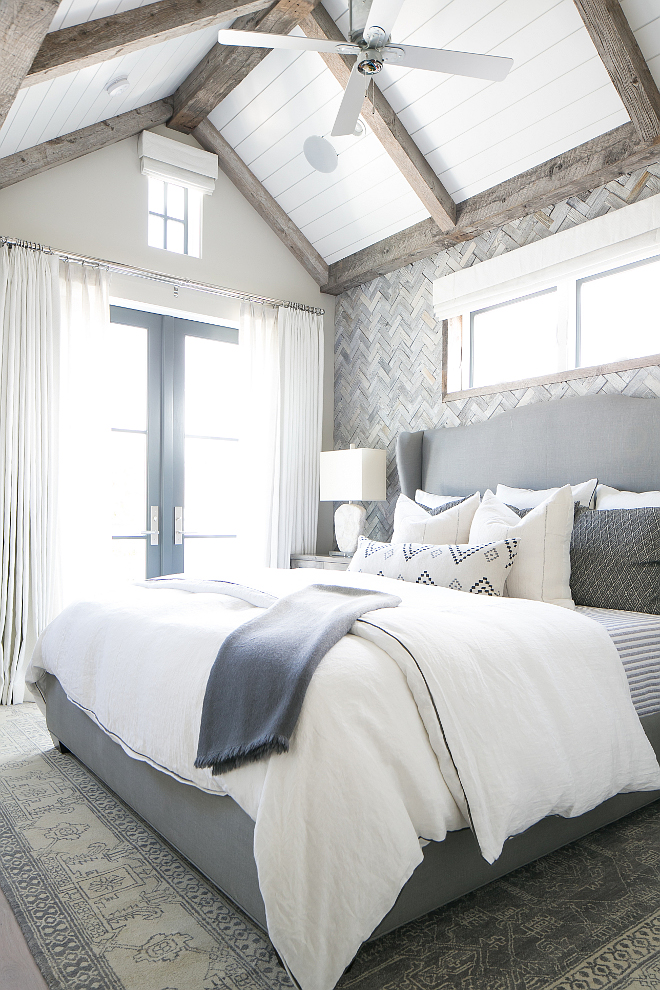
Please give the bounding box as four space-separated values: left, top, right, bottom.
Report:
595 485 660 509
392 492 480 545
415 490 469 509
496 479 597 509
570 505 660 614
348 536 518 597
469 485 575 608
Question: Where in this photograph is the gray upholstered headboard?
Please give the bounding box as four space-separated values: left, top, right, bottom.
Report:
396 395 659 499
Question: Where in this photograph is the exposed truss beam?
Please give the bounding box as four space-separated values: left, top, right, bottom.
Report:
194 118 328 284
168 0 321 134
0 0 60 130
323 121 660 293
0 100 173 189
24 0 271 88
573 0 660 142
300 5 456 231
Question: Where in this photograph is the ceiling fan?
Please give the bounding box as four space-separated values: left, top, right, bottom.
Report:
217 0 513 139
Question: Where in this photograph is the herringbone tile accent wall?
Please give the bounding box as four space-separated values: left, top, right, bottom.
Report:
334 163 660 544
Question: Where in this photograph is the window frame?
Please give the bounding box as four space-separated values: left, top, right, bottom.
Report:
444 244 660 399
147 178 203 258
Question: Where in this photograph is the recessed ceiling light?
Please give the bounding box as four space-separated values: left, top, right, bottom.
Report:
303 135 338 173
106 76 130 97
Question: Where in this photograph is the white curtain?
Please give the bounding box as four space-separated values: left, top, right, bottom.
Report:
0 246 60 704
239 303 323 568
58 262 111 605
0 247 110 704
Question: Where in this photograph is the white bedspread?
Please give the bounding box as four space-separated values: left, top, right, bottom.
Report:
27 568 660 990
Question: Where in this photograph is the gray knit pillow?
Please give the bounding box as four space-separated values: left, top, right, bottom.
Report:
570 506 660 614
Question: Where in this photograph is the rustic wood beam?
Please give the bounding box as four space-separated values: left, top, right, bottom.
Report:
168 0 321 134
0 99 172 189
300 5 456 231
573 0 660 142
322 121 660 293
24 0 271 88
0 0 60 130
193 118 328 284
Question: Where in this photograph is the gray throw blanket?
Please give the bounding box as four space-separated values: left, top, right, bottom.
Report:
195 583 401 775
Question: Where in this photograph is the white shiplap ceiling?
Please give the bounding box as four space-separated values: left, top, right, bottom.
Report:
1 0 659 266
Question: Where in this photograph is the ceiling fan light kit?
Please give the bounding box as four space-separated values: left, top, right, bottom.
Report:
218 0 513 150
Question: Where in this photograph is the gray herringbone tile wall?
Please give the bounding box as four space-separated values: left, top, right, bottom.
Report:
334 163 660 544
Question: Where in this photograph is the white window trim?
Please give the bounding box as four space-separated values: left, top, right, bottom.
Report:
436 193 660 396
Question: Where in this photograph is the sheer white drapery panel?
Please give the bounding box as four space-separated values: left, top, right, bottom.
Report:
0 245 60 704
58 263 111 606
238 304 323 568
275 308 323 569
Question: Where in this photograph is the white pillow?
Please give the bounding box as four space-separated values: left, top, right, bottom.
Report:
595 484 660 509
469 486 575 608
348 536 518 597
496 479 597 509
392 492 480 545
415 490 467 508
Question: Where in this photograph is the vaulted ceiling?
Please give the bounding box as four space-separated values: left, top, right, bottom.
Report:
1 0 659 294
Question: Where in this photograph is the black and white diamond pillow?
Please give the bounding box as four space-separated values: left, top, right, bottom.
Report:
347 537 518 597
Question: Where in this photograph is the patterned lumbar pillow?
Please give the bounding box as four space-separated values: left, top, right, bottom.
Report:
392 492 480 545
347 536 518 597
570 505 660 614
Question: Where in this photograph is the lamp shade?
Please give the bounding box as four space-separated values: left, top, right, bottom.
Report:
319 448 386 501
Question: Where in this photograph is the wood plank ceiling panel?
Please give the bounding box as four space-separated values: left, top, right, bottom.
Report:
206 42 433 263
49 0 154 33
0 27 218 157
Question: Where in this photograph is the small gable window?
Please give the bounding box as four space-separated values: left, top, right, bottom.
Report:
138 130 218 260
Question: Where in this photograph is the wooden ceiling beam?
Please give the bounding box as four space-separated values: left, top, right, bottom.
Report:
573 0 660 142
194 118 328 284
322 121 660 293
168 0 322 134
0 99 173 189
0 0 60 130
24 0 271 88
300 5 456 231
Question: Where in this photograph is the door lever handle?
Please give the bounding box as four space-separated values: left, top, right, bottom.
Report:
174 506 183 545
142 506 159 545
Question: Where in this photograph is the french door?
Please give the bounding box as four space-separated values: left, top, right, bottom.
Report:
108 305 240 580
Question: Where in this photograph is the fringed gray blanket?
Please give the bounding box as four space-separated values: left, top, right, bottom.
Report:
195 583 401 775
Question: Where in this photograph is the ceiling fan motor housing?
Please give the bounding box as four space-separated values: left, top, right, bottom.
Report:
358 52 383 75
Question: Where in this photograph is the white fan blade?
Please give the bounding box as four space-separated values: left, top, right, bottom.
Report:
382 44 513 81
217 28 359 55
364 0 405 39
331 63 369 136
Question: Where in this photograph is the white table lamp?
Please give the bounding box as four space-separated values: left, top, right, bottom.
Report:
320 446 386 554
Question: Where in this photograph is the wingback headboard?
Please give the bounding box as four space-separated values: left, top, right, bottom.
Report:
396 395 659 499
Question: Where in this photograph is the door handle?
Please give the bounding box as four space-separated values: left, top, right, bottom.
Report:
175 506 183 545
141 506 159 545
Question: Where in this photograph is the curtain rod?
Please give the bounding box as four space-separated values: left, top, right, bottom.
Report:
0 236 325 316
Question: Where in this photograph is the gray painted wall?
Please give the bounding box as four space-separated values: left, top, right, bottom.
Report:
334 162 660 544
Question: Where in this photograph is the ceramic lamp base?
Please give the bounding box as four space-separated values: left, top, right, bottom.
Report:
334 502 366 554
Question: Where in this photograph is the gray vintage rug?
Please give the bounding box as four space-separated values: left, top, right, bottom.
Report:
1 703 660 990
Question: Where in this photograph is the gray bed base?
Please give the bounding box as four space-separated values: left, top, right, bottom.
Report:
43 392 660 951
42 675 660 940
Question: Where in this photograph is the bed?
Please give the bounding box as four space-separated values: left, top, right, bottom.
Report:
30 392 660 990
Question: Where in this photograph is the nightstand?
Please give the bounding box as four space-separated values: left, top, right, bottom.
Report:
290 554 350 571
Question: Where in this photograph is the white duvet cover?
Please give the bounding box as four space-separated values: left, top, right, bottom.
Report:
27 568 660 990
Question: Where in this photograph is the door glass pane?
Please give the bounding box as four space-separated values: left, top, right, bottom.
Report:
471 290 558 389
110 431 147 534
185 336 241 438
579 258 660 366
184 437 238 534
184 538 240 577
107 324 148 430
110 539 147 583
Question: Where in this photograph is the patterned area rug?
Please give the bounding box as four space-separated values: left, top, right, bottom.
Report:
1 704 660 990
